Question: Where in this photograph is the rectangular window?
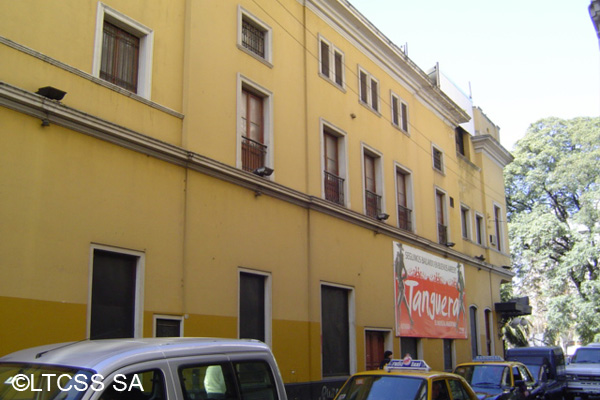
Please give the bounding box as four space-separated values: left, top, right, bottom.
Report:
238 8 272 64
358 68 379 112
242 18 265 58
238 78 272 175
461 206 470 240
323 128 345 205
470 306 479 358
319 38 344 87
433 146 444 172
475 214 484 245
239 272 267 342
396 168 412 232
94 4 153 98
436 191 447 245
484 309 493 356
154 316 183 337
101 21 139 92
456 127 466 156
90 248 141 339
391 94 409 133
364 153 381 219
400 337 418 359
321 285 351 377
494 205 503 252
444 339 453 371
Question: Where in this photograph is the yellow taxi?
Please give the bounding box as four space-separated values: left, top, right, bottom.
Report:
333 358 479 400
453 356 537 400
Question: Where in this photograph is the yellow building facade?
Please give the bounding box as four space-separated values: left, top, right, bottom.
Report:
0 0 515 397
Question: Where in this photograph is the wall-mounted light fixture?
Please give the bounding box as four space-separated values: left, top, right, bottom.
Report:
253 166 274 177
444 242 455 247
376 213 389 221
36 86 67 101
475 255 485 262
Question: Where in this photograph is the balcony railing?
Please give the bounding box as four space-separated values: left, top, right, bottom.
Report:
438 223 448 244
365 190 382 218
324 171 344 205
242 136 267 172
398 205 412 231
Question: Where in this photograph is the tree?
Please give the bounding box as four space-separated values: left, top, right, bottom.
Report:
504 117 600 344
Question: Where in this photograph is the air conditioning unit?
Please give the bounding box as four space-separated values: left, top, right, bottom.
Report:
489 235 497 247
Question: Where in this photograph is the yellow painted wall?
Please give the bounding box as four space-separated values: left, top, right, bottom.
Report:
1 0 514 388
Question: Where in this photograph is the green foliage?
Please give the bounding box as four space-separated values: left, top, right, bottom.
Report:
505 117 600 344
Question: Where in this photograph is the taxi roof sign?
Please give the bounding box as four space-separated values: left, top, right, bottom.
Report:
385 358 431 372
473 355 504 362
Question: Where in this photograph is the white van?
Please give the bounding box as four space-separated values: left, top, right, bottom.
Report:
0 338 287 400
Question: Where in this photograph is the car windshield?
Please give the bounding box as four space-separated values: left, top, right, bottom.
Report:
0 363 94 400
336 375 426 400
454 365 505 387
572 348 600 363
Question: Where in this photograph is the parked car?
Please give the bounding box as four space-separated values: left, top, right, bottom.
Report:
505 346 566 400
453 356 537 400
565 343 600 400
0 337 287 400
333 358 479 400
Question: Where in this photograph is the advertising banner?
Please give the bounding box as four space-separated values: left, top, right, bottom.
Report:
394 242 467 339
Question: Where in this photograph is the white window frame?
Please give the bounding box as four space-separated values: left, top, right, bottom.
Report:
361 143 385 217
237 6 273 66
475 212 486 246
321 119 349 207
318 35 345 89
236 74 274 176
92 3 154 99
238 268 272 348
153 314 184 337
460 204 472 240
394 163 415 232
364 328 393 369
432 143 445 174
390 92 409 133
87 244 145 338
358 66 380 113
320 282 357 377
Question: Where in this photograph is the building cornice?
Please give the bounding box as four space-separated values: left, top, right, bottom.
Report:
472 134 514 168
0 81 513 279
305 0 470 127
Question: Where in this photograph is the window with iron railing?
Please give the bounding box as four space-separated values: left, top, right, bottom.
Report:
397 205 412 231
365 190 381 219
101 21 140 92
324 171 344 205
242 136 267 172
242 18 265 58
438 223 448 245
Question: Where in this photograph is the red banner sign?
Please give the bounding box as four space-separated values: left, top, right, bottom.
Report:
394 242 467 339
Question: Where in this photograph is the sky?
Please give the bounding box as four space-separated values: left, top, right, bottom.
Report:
349 0 600 150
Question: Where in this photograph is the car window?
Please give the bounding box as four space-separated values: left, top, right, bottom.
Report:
233 361 278 400
336 375 425 400
447 379 472 400
99 369 166 400
179 363 237 400
432 380 450 400
517 365 534 384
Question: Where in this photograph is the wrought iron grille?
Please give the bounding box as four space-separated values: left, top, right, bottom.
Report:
398 205 412 231
324 171 344 205
438 223 448 244
242 136 267 172
242 19 265 58
365 190 381 218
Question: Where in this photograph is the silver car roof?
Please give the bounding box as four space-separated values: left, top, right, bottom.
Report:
0 338 272 374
